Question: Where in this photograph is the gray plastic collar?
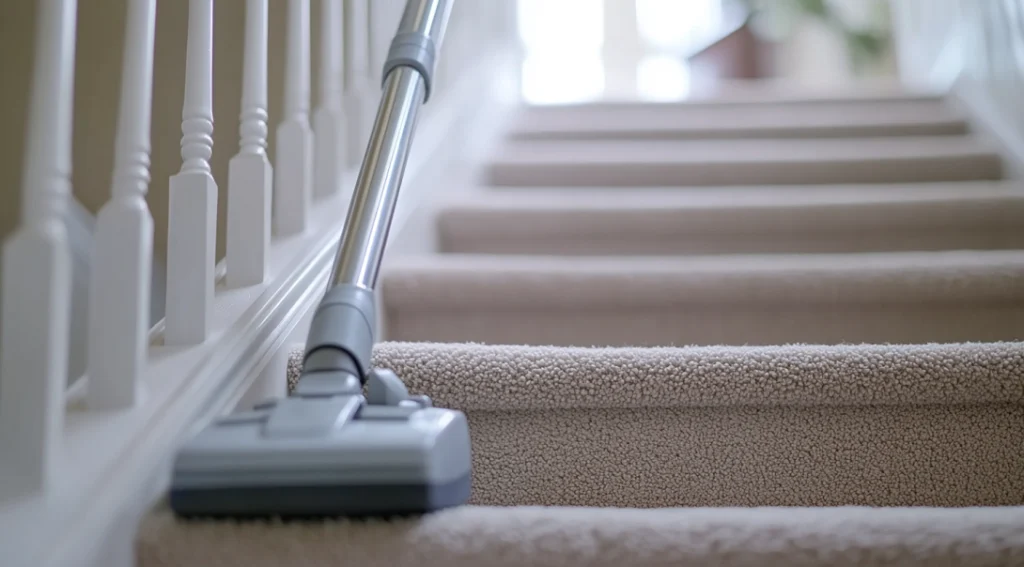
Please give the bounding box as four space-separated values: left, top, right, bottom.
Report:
302 284 376 383
383 32 437 102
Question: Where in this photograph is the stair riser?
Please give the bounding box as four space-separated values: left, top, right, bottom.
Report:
465 404 1024 508
521 94 947 112
509 97 967 141
438 198 1024 255
507 123 970 142
440 231 1024 255
386 305 1024 346
487 155 1004 187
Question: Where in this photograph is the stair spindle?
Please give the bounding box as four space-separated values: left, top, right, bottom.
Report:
343 0 372 167
0 0 78 499
226 0 273 288
273 0 313 236
165 0 218 345
85 0 158 409
313 0 346 200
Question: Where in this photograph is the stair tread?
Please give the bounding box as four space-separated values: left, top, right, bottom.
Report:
381 251 1024 346
442 181 1024 209
471 180 1020 197
295 341 1024 411
384 250 1024 307
436 183 1024 255
529 82 943 109
486 137 1004 186
139 504 1024 567
493 136 999 164
509 101 967 140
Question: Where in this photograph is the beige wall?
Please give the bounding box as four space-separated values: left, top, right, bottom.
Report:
0 0 340 263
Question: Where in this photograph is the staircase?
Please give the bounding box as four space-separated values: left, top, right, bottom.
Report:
137 86 1024 564
3 0 1024 565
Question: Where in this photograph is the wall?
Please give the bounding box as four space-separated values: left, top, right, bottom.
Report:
891 0 1024 175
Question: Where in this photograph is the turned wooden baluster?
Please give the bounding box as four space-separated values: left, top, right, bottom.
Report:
165 0 218 345
0 0 78 499
343 0 372 167
226 0 273 288
313 0 346 200
273 0 313 236
85 0 157 410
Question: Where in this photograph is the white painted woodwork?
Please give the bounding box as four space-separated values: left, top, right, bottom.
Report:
0 0 77 499
0 5 528 562
227 0 273 288
165 0 217 345
273 0 313 237
313 0 346 200
343 0 373 167
85 0 157 411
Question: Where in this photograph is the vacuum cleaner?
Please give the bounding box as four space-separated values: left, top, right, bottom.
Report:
168 0 471 519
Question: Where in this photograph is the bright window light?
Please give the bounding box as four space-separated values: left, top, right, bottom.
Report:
521 55 606 104
636 0 723 52
517 0 604 53
517 0 605 104
637 55 691 100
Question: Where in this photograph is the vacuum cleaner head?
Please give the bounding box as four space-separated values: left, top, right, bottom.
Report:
169 369 472 519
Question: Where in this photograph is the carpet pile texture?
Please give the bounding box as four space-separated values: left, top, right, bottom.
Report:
137 88 1024 566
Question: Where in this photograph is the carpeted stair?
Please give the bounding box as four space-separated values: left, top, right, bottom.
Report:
138 89 1024 566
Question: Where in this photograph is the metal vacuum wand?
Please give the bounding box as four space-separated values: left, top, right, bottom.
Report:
297 0 453 392
333 0 452 290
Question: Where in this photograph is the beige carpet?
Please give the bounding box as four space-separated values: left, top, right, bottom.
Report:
280 341 1024 508
140 505 1024 567
138 340 1024 564
437 182 1024 255
382 251 1024 346
139 90 1024 565
487 137 1004 186
507 98 970 140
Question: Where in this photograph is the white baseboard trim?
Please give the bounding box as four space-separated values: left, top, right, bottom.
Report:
0 48 516 567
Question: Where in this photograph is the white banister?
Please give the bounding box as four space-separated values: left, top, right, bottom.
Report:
226 0 273 288
85 0 157 410
0 0 77 499
343 0 373 167
313 0 346 200
165 0 218 345
273 0 313 236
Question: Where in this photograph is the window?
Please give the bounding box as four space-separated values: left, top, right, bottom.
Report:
517 0 605 104
636 0 723 52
